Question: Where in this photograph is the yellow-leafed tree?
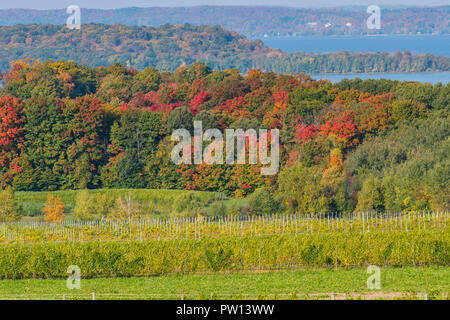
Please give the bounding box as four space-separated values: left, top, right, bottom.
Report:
73 189 94 221
43 194 65 223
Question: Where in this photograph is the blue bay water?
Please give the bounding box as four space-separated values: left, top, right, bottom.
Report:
262 34 450 84
262 34 450 56
312 72 450 84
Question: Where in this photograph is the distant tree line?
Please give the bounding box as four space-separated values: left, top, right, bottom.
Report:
0 6 448 37
0 24 448 75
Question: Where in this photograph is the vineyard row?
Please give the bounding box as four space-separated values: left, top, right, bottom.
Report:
0 211 448 243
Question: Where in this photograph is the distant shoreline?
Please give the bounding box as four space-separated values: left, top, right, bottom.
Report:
312 72 450 84
311 71 450 76
259 33 447 39
262 34 450 57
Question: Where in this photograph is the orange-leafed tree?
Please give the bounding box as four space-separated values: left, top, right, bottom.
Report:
43 194 65 223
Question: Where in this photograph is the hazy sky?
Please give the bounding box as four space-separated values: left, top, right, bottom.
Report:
1 0 449 10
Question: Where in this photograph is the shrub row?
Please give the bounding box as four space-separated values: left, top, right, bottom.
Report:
0 231 448 279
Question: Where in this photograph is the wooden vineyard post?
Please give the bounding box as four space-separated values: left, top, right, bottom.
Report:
335 245 338 270
259 239 262 272
423 211 426 231
276 241 279 270
406 212 408 232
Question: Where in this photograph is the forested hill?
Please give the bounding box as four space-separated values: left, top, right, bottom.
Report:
0 60 448 212
0 24 449 75
0 24 277 73
0 6 449 37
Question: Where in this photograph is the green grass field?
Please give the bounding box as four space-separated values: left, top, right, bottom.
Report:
0 266 448 300
15 188 226 219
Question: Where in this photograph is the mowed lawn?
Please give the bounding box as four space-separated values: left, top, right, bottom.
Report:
0 266 448 300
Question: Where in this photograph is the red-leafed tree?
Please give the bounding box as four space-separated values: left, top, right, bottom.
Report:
320 111 360 149
213 96 251 120
296 123 320 143
0 96 26 187
189 91 209 115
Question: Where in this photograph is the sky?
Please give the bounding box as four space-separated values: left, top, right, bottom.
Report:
0 0 449 10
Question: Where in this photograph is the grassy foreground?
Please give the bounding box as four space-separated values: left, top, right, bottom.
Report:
0 266 448 300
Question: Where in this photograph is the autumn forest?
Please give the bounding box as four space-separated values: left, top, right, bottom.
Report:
0 59 448 215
